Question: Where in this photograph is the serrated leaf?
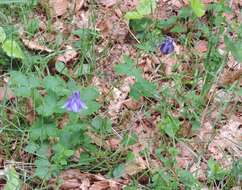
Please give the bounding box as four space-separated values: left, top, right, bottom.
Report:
2 39 24 59
0 27 6 43
190 0 205 17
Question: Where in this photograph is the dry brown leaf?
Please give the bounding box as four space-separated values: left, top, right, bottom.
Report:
108 76 135 120
0 87 14 102
49 169 128 190
25 98 36 124
89 181 110 190
85 131 111 150
69 0 85 12
22 39 53 53
195 40 208 53
106 138 120 150
56 45 78 64
176 143 195 169
219 68 242 86
97 0 118 7
122 156 147 177
208 116 242 167
161 56 177 76
49 0 68 17
123 98 141 111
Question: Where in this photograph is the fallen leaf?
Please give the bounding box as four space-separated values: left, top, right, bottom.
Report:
21 38 53 53
123 156 147 177
108 76 135 120
219 68 242 86
123 98 141 110
25 98 36 124
49 169 128 190
0 87 14 102
208 116 242 167
161 56 177 76
97 0 117 7
56 45 78 64
49 0 68 17
195 40 208 53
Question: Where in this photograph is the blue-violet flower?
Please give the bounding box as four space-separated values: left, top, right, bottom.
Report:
160 37 174 55
63 91 87 113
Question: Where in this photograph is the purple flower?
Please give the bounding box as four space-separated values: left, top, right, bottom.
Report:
160 37 174 55
63 91 87 113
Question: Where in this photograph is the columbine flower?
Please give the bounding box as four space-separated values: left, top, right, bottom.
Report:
63 91 87 113
160 37 174 55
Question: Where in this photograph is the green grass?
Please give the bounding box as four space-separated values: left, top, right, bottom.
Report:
0 0 241 189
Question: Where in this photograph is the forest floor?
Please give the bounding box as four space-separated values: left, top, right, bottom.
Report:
0 0 241 189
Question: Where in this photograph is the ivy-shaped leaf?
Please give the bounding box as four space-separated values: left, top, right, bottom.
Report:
2 39 24 59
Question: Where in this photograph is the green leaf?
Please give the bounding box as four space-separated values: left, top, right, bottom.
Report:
80 101 100 116
34 159 51 179
115 56 142 80
24 143 39 154
43 76 67 94
56 61 69 76
36 92 57 117
2 39 24 59
158 116 180 138
79 87 100 101
224 36 242 62
190 0 205 17
122 133 138 146
130 79 157 100
4 166 20 190
124 0 156 20
113 164 125 178
91 116 112 133
0 27 6 43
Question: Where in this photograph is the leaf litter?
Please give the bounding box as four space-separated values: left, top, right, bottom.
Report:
1 0 242 189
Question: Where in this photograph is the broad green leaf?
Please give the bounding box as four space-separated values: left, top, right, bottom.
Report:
91 116 112 133
34 159 51 179
113 164 125 178
124 0 156 20
24 143 39 154
0 27 6 43
36 92 57 117
190 0 205 17
130 79 157 100
80 101 100 116
79 87 100 101
43 75 67 94
158 116 180 138
2 39 24 59
4 166 20 190
115 56 142 80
